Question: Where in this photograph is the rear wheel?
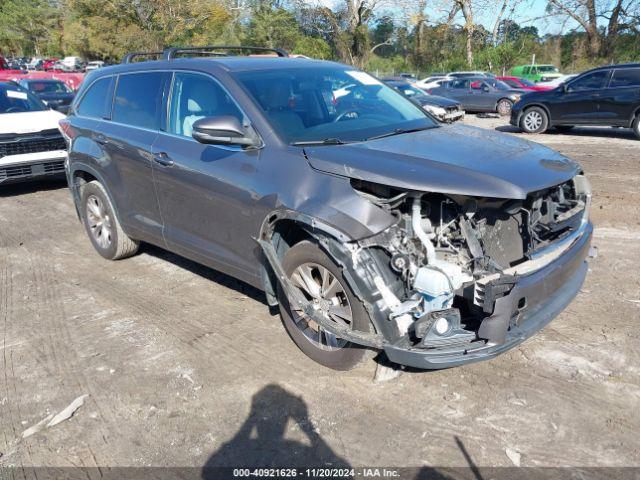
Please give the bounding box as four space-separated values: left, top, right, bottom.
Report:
277 240 372 370
520 106 549 134
80 181 139 260
632 114 640 140
496 98 513 116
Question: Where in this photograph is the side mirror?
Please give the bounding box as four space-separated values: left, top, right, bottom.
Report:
192 116 258 148
482 85 490 92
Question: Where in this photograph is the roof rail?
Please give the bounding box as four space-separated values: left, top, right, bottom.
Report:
163 45 289 60
121 51 163 64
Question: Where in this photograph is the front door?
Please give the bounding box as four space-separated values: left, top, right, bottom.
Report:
151 71 263 283
551 70 609 124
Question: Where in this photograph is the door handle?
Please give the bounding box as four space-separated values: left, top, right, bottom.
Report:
153 152 174 167
95 134 109 146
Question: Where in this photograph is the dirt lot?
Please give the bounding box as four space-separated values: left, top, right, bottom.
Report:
1 116 639 473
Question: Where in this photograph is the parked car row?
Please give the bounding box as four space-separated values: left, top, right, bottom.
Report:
1 55 107 73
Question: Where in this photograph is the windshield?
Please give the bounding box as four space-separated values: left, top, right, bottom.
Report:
538 66 559 73
0 85 46 113
236 67 437 144
27 81 71 94
518 78 536 87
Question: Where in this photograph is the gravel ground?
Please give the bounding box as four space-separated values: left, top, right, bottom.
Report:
1 115 639 473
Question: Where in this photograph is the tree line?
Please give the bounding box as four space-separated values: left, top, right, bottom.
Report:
0 0 638 74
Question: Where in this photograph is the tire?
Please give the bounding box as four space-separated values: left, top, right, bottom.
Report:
496 98 513 116
519 106 549 134
633 115 640 140
555 125 574 132
277 240 372 370
80 180 139 260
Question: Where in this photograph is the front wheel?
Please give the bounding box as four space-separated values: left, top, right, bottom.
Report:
277 240 372 370
520 106 549 134
633 115 640 140
496 99 513 116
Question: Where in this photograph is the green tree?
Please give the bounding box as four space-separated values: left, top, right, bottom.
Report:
246 4 301 52
0 0 60 55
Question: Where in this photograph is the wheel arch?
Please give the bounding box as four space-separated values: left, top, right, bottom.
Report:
521 102 552 120
631 105 640 126
256 210 395 339
68 164 126 229
257 211 355 307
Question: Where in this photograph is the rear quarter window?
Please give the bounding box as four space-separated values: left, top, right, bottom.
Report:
609 68 640 88
112 72 165 130
77 77 114 118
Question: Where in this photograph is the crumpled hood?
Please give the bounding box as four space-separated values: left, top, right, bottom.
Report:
304 124 580 199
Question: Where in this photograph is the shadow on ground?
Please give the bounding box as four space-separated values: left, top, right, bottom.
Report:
202 384 351 476
0 177 67 197
201 385 487 480
495 124 636 140
142 243 268 305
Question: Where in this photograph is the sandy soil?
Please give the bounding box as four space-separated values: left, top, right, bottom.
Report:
1 116 639 472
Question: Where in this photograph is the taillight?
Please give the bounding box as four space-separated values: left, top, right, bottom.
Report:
58 118 76 142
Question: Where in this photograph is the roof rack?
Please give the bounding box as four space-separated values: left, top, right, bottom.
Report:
162 45 289 60
121 51 163 64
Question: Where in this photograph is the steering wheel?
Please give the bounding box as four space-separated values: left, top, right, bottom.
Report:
333 110 360 123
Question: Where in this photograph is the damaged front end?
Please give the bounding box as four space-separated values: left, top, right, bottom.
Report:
260 174 594 369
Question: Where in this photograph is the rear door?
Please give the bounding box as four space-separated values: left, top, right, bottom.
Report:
599 67 640 126
96 71 169 241
551 70 610 124
151 71 264 283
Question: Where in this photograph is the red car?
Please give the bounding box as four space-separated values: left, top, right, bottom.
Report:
497 76 553 91
42 58 59 71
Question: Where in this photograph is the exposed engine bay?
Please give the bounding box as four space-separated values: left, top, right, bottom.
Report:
348 174 591 351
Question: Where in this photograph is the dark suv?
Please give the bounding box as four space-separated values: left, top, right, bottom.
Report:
61 46 594 371
512 63 640 138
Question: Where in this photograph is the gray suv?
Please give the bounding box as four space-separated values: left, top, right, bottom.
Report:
60 46 594 371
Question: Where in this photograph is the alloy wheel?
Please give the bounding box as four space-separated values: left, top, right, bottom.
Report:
524 110 544 131
86 194 113 249
289 262 353 351
497 100 512 116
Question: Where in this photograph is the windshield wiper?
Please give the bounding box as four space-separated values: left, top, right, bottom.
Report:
291 138 348 146
366 125 436 141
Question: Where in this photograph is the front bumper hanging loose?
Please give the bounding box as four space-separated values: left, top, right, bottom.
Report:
384 222 594 369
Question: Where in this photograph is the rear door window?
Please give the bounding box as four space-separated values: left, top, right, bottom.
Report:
112 72 164 130
609 68 640 88
76 76 114 118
